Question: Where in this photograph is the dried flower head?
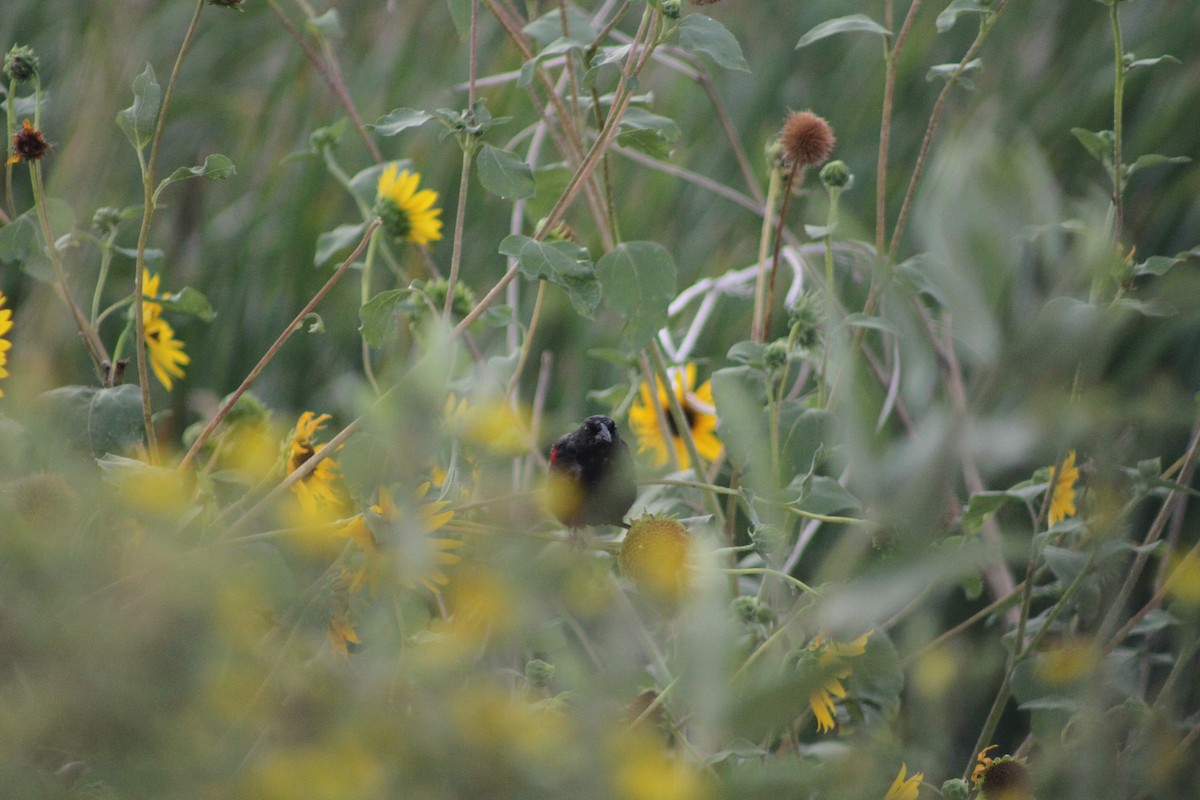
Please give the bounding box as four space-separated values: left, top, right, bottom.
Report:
7 119 49 165
779 110 836 169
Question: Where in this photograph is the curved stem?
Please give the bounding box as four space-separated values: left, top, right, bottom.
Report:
178 219 380 473
1109 0 1125 239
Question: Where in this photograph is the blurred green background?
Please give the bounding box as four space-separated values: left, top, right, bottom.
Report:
2 0 1196 432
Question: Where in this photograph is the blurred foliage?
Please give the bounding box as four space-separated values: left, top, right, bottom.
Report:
2 0 1200 798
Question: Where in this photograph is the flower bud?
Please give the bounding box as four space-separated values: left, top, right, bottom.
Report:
941 779 970 800
763 340 789 371
661 0 682 19
3 45 39 83
92 207 123 236
819 159 852 190
525 658 556 688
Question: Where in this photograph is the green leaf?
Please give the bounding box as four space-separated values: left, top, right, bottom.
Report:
677 15 750 73
36 384 144 456
936 0 992 33
841 313 898 335
1071 127 1114 171
315 222 367 268
371 108 434 137
796 14 890 49
1124 152 1190 179
156 154 236 195
616 107 681 158
1132 255 1183 277
360 288 416 346
795 475 860 516
116 64 161 152
961 491 1018 533
476 144 535 199
776 403 833 485
305 9 343 39
1127 53 1180 70
156 286 216 322
845 631 904 725
595 241 677 349
499 234 599 318
0 214 38 266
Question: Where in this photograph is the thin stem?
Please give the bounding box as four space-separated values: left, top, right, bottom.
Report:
751 167 783 343
762 166 799 339
506 279 547 398
266 0 383 163
178 219 380 473
875 1 922 255
888 0 1012 262
90 230 119 327
28 163 109 375
444 147 474 317
133 0 206 460
1109 0 1126 239
818 185 842 406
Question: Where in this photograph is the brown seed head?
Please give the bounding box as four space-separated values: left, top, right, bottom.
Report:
7 119 49 165
779 110 835 169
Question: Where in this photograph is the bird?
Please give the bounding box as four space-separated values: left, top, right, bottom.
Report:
547 415 637 528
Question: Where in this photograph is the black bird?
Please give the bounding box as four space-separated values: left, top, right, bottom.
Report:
547 415 637 528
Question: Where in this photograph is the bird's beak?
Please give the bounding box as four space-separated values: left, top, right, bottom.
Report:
595 426 612 443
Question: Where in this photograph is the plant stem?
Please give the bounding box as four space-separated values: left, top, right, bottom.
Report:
762 166 799 340
178 219 380 473
1109 0 1126 240
132 0 206 461
445 147 474 318
751 167 783 343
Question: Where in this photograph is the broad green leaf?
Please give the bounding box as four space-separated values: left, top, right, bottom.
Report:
499 234 599 318
0 214 38 265
476 143 535 199
305 9 343 39
595 241 676 349
936 0 992 33
156 286 216 322
777 403 833 485
360 288 415 346
677 15 750 73
371 108 433 137
845 631 904 725
796 14 890 49
156 154 236 195
1132 254 1183 277
616 107 681 158
36 384 144 456
116 64 161 152
315 222 367 268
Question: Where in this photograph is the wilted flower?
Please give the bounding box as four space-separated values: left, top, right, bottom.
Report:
6 119 49 165
778 110 835 169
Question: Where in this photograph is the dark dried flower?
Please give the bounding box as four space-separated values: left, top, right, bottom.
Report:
7 119 49 165
779 110 836 169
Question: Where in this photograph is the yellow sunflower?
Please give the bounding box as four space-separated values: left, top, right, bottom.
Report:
141 269 190 391
628 363 721 469
0 291 13 397
1047 450 1079 526
375 164 443 246
885 763 923 800
807 630 872 733
972 745 1032 799
286 411 343 517
334 482 463 594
